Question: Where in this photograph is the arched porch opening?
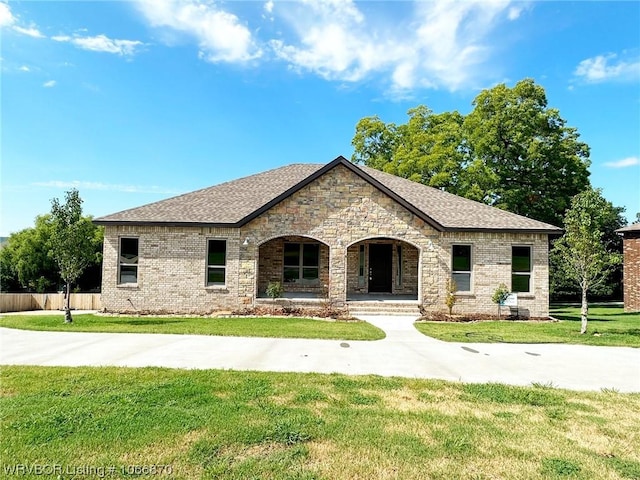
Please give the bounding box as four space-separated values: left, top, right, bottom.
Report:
256 235 330 299
346 237 419 301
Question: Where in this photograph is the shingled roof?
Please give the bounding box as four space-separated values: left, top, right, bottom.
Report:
94 156 561 233
616 223 640 234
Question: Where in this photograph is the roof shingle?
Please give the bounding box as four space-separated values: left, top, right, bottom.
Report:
94 157 561 233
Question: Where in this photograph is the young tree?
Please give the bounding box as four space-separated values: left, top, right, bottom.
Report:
550 200 625 301
551 189 622 334
49 189 99 323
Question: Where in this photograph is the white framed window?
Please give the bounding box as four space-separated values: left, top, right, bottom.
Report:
451 245 472 292
207 239 227 286
512 246 532 293
118 237 139 284
284 242 319 284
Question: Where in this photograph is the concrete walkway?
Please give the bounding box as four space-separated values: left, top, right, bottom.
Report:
1 314 638 392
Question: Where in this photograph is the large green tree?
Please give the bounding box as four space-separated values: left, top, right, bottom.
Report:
352 107 484 198
352 78 592 226
464 79 591 226
49 190 103 323
0 213 102 294
550 188 622 334
0 215 59 292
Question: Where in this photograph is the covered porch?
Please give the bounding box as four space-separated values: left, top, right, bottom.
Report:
255 236 420 313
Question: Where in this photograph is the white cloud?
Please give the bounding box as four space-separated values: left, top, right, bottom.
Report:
13 25 44 38
269 0 517 92
264 0 274 15
574 53 640 83
136 0 261 63
43 80 56 88
19 65 30 72
31 180 180 194
0 2 15 27
604 157 640 169
53 33 143 56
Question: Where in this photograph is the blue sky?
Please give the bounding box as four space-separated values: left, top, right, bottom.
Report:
1 0 639 237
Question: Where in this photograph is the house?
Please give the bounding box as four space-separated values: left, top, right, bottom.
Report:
94 156 561 317
616 223 640 312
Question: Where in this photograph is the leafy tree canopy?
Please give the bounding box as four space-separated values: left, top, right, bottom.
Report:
352 78 591 226
0 198 103 293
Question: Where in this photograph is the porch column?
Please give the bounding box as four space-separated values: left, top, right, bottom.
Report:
329 245 347 307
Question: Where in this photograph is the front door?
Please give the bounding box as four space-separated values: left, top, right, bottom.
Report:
368 244 392 293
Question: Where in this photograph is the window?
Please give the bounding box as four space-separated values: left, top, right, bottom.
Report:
396 244 403 287
284 243 319 284
358 244 365 287
451 245 471 292
119 237 139 284
512 246 531 293
207 240 227 286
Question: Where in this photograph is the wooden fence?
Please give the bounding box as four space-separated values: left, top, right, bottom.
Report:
0 293 102 313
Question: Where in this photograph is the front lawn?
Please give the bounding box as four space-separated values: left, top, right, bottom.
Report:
0 314 385 341
2 366 639 479
415 305 640 347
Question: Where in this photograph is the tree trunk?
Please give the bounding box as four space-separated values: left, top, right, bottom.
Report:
64 281 73 324
580 288 588 334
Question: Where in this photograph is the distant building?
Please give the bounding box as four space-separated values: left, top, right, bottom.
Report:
617 223 640 312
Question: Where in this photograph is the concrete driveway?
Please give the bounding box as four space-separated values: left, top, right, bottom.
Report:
1 315 638 392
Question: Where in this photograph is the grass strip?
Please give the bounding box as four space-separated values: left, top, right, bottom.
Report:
415 305 640 347
0 314 385 341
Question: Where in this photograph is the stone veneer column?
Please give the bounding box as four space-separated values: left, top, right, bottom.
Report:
329 245 347 306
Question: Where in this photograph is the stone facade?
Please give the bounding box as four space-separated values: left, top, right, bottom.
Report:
100 164 552 317
622 233 640 312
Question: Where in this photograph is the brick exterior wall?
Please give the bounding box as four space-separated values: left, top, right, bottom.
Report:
622 233 640 312
101 164 552 316
101 226 242 314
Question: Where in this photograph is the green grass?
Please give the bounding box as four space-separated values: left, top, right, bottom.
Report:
1 366 639 479
0 314 385 341
415 305 640 347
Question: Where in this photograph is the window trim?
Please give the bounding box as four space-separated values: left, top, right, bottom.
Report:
395 244 403 287
206 238 227 287
358 244 366 287
511 245 532 294
283 242 320 285
451 244 472 293
118 237 139 286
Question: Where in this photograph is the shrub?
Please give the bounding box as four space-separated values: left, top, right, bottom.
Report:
491 283 510 319
445 278 457 316
266 281 283 300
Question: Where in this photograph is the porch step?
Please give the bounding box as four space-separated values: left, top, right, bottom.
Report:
347 302 421 317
